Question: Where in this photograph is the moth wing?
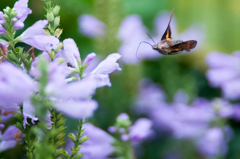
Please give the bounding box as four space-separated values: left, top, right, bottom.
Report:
161 9 174 41
168 40 197 54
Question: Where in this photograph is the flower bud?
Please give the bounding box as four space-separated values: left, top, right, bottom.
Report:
54 28 62 38
56 148 66 156
2 14 9 21
68 133 76 142
47 12 54 22
83 53 96 66
73 153 83 159
54 16 60 28
14 21 24 30
3 7 10 14
53 5 60 16
57 58 65 64
108 126 117 133
116 113 132 128
10 12 17 19
79 136 89 143
55 42 63 52
44 29 51 35
71 147 80 156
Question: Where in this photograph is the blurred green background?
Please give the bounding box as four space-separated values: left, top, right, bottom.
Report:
1 0 240 159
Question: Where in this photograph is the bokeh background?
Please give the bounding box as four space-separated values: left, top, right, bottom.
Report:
1 0 240 159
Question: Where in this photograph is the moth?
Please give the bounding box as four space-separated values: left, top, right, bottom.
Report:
136 9 197 56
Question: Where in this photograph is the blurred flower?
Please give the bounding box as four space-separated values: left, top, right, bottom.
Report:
0 126 21 151
129 118 153 144
118 15 158 64
13 0 32 30
196 127 227 157
0 62 35 109
206 51 240 100
136 79 165 114
67 123 114 159
17 20 59 51
78 15 107 37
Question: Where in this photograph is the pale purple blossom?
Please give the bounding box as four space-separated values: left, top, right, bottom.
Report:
61 38 80 67
13 0 32 30
0 25 5 34
196 127 227 157
83 53 96 66
18 20 59 51
86 53 121 87
206 51 240 100
78 15 107 37
0 126 19 151
66 123 114 159
135 79 165 113
129 118 153 144
0 62 35 108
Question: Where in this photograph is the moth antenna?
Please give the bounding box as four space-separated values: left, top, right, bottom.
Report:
147 33 156 44
168 9 174 24
136 41 153 60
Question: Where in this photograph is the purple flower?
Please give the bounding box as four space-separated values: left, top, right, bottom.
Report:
135 79 166 113
206 51 240 100
0 24 5 34
196 127 227 157
78 15 107 37
0 126 20 151
60 38 80 68
25 62 98 123
83 53 96 66
13 0 32 30
18 20 59 51
66 123 114 159
86 53 121 87
0 62 35 109
129 118 153 144
150 100 215 139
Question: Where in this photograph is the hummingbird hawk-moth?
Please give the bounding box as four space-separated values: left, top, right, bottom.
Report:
136 9 197 56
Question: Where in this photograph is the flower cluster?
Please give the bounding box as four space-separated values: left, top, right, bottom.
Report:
135 79 238 157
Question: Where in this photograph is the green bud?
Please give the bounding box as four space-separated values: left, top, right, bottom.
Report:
49 50 55 59
57 58 65 64
54 16 60 28
79 136 89 143
56 148 66 156
2 14 9 20
54 28 63 38
10 11 17 18
55 42 63 52
71 147 80 156
8 53 18 62
47 12 54 22
44 29 51 35
73 153 83 159
61 150 69 157
53 5 60 16
68 133 76 142
3 7 10 14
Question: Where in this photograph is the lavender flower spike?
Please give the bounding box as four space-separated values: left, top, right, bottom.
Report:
17 20 59 51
